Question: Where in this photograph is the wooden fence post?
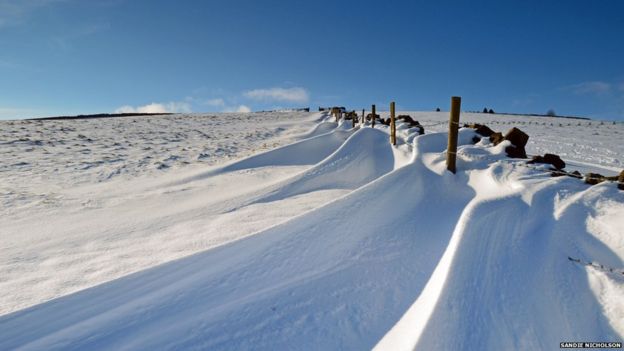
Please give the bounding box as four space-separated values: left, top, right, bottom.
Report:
371 104 376 128
446 96 461 173
390 101 396 145
362 109 365 126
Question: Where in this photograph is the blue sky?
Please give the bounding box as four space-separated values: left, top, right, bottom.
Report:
1 0 623 120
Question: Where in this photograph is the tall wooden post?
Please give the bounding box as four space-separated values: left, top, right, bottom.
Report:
446 96 461 173
371 104 376 128
352 110 356 128
362 109 365 126
390 101 396 145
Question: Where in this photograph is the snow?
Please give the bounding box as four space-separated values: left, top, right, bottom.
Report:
1 111 623 350
0 112 319 212
0 112 328 315
392 111 624 173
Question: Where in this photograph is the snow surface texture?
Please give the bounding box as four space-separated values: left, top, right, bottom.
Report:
0 112 319 212
1 111 623 350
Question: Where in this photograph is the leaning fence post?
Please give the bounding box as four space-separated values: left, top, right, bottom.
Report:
390 101 396 145
446 96 461 173
371 104 376 128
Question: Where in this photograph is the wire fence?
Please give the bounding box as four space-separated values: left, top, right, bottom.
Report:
331 103 623 189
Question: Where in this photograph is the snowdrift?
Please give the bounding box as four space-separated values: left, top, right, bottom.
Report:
1 115 622 350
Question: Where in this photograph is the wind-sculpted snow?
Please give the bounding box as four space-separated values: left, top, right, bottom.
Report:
254 127 396 203
377 167 624 350
168 125 352 186
0 123 477 350
1 112 622 350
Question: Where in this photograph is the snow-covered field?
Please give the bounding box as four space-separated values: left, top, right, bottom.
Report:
0 112 325 315
0 112 318 212
1 111 623 350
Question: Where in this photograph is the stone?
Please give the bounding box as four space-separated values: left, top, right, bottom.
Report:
475 124 495 137
528 153 565 170
344 111 358 120
502 128 528 158
466 123 495 137
396 115 423 131
585 173 605 185
543 153 565 170
504 127 529 148
397 115 415 124
505 145 527 159
490 132 504 145
366 113 380 121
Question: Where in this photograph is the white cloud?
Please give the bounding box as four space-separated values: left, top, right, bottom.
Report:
236 105 251 113
224 105 251 113
204 98 225 107
243 87 309 103
566 81 611 96
114 101 191 114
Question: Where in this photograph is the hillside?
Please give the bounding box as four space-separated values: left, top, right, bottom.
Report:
1 111 622 350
